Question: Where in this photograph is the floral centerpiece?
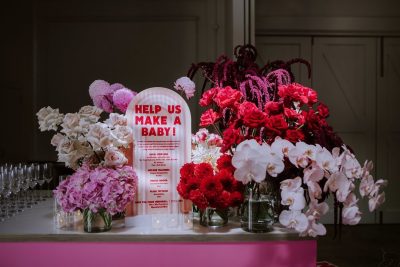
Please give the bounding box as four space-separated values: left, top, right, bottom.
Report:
37 80 138 232
175 45 387 235
177 129 243 226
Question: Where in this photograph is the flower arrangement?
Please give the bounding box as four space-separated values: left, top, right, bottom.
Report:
177 45 387 236
53 164 136 215
37 79 138 231
36 80 137 170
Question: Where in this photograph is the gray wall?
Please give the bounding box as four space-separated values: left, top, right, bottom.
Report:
0 0 230 163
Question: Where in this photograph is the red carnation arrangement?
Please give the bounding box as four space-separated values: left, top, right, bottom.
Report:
177 161 243 211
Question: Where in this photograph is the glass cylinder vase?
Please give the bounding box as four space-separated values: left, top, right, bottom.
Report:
199 207 228 228
240 181 279 233
83 208 112 233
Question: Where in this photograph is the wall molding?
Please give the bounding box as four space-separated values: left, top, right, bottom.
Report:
256 16 400 37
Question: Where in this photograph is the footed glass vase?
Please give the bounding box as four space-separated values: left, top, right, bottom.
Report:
83 208 112 233
199 207 228 228
241 181 279 233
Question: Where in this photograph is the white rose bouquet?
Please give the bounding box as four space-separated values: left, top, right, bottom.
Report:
36 80 137 170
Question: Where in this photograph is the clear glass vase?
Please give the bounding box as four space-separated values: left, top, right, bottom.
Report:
83 208 112 233
199 207 228 228
241 181 279 233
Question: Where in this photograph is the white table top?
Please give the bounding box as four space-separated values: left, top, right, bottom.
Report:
0 198 303 242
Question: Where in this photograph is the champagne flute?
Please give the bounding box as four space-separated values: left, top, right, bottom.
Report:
43 163 53 198
36 164 46 201
29 163 39 204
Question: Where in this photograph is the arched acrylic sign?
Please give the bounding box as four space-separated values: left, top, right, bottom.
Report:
125 87 192 229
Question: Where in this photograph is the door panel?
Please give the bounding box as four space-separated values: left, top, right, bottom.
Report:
313 37 377 223
378 38 400 223
256 36 312 86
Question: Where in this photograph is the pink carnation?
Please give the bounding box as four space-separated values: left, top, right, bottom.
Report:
113 88 137 113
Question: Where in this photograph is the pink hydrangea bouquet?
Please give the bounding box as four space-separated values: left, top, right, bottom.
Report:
53 164 136 215
178 45 387 236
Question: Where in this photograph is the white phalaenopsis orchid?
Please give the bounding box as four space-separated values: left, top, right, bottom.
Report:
279 210 309 232
263 143 285 177
288 142 311 168
369 192 385 212
232 139 270 183
316 147 338 173
303 164 324 200
300 221 327 237
281 187 306 210
271 137 294 158
306 200 329 221
230 136 386 237
342 205 361 225
359 174 375 197
280 177 302 192
324 172 352 202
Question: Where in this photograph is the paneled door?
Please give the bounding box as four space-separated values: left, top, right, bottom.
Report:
378 38 400 223
313 37 378 223
256 36 312 86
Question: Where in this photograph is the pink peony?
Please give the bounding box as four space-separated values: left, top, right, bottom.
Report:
112 88 137 113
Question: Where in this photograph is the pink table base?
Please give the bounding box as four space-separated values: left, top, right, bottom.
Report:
0 240 316 267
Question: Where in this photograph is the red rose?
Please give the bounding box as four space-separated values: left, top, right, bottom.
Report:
285 129 305 142
199 109 220 126
194 163 214 179
200 176 223 200
214 86 243 109
221 126 243 153
238 101 258 118
264 101 281 115
268 114 288 131
243 109 267 128
199 87 218 107
317 102 329 118
216 154 235 173
189 189 208 210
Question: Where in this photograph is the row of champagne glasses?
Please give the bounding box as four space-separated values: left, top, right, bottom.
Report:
0 162 54 222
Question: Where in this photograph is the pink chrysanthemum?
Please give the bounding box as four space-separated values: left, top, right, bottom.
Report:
113 88 137 113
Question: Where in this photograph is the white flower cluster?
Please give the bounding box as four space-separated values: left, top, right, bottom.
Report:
37 106 64 132
36 106 133 170
231 137 387 237
191 128 223 168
